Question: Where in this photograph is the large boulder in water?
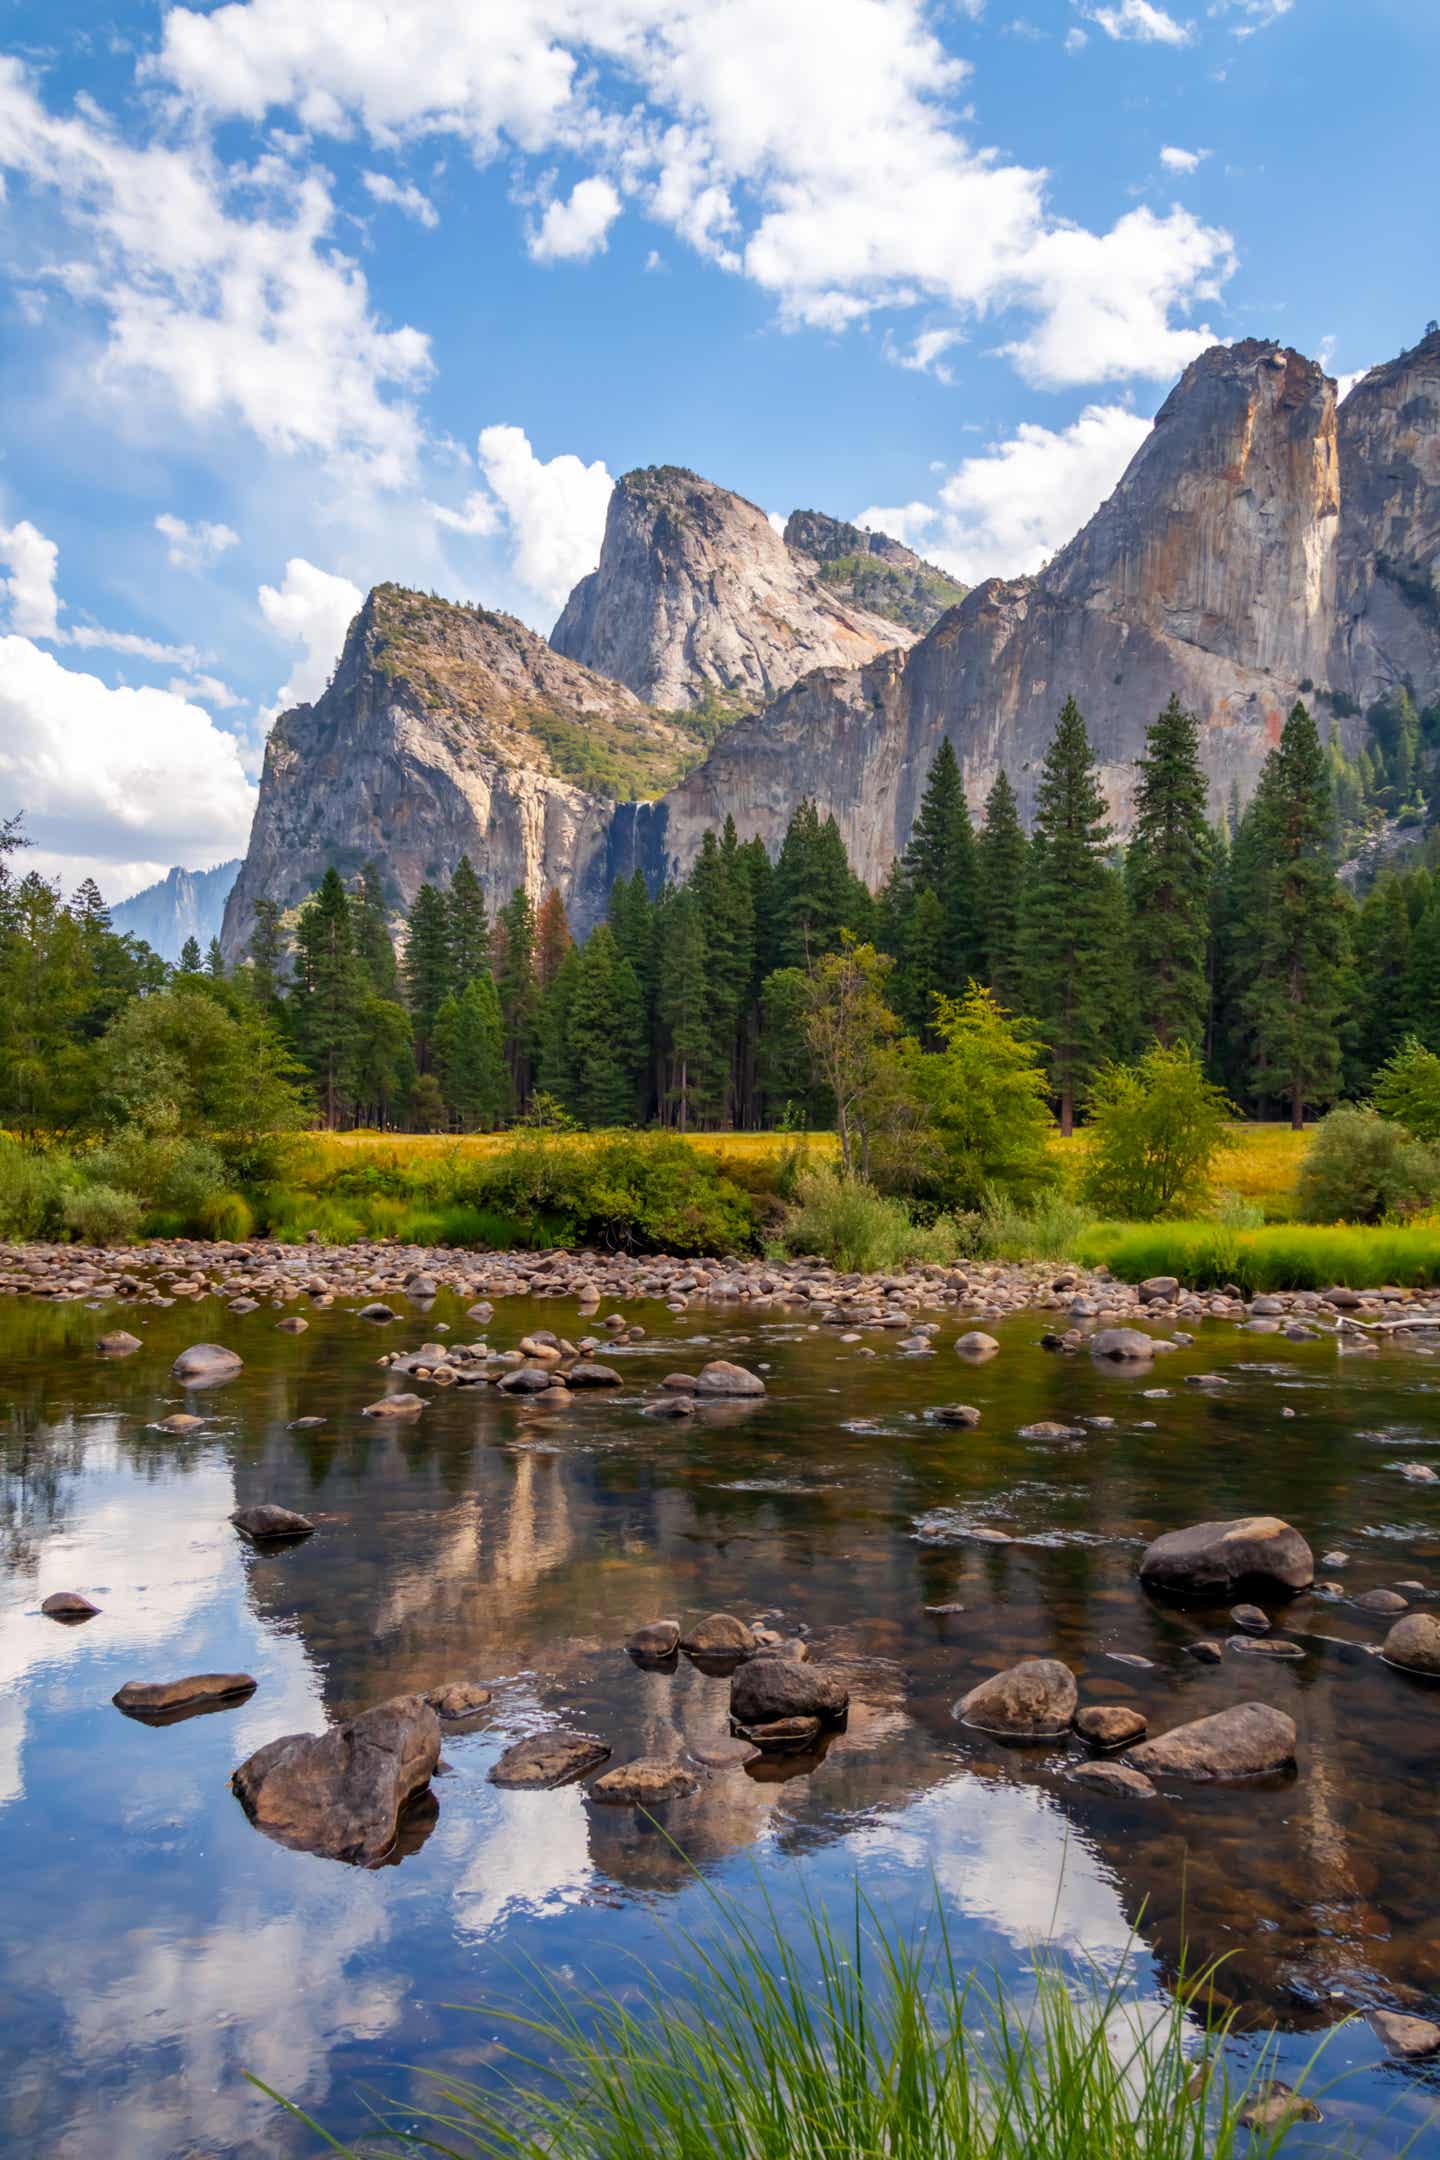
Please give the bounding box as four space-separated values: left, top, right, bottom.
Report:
680 1612 755 1660
1127 1701 1296 1781
172 1342 243 1387
1381 1611 1440 1675
230 1503 314 1542
114 1673 256 1720
489 1732 611 1788
1139 1516 1313 1595
1090 1328 1155 1362
956 1658 1076 1738
730 1657 848 1728
232 1693 440 1863
693 1360 766 1397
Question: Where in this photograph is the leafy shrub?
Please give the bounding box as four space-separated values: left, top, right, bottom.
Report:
969 1192 1096 1263
774 1165 961 1272
462 1132 756 1255
61 1182 142 1245
85 1123 228 1231
1296 1104 1440 1224
0 1139 78 1240
1080 1045 1232 1220
917 985 1057 1211
1373 1037 1440 1141
195 1189 256 1241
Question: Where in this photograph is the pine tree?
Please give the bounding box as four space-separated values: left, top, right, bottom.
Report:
404 882 453 1069
1355 874 1413 1077
206 936 226 978
247 900 285 1015
1126 695 1212 1048
534 945 583 1107
178 935 202 974
898 885 947 1039
1404 877 1440 1054
291 868 364 1127
688 824 755 1119
976 770 1027 1011
445 857 490 988
1239 700 1350 1127
657 887 710 1129
535 888 574 989
495 887 540 1105
1021 697 1125 1134
355 862 399 997
903 737 979 988
435 975 508 1128
566 924 643 1125
773 801 861 968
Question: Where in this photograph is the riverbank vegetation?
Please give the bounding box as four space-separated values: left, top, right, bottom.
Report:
272 1887 1319 2160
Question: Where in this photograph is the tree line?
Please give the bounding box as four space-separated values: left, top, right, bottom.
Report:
2 691 1434 1143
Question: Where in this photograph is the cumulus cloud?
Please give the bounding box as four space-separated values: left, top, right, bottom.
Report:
362 170 439 227
466 424 613 611
1085 0 1193 42
885 327 963 380
257 557 365 709
529 175 622 263
67 624 198 665
859 401 1152 586
0 56 431 486
169 671 240 709
0 518 60 638
1159 145 1208 174
1212 0 1292 34
0 636 256 885
155 512 240 570
148 0 1233 390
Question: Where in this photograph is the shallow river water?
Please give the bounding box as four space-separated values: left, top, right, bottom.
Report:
4 1286 1440 2157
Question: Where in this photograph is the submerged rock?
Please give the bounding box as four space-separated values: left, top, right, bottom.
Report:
1354 1587 1409 1614
232 1693 440 1862
489 1733 611 1789
230 1503 315 1542
730 1658 848 1727
589 1758 699 1804
426 1680 493 1718
744 1715 824 1753
955 1332 999 1360
40 1590 99 1621
1090 1328 1155 1362
97 1330 142 1356
113 1673 255 1719
565 1361 624 1388
1067 1761 1156 1799
361 1392 426 1417
1230 1602 1270 1632
1239 2084 1321 2131
1074 1705 1146 1748
1371 2010 1440 2059
1128 1701 1297 1781
171 1342 243 1386
933 1403 982 1427
152 1413 205 1434
1139 1516 1314 1595
357 1302 395 1322
956 1658 1076 1738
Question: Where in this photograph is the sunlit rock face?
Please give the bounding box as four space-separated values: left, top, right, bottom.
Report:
1330 327 1440 709
550 465 916 711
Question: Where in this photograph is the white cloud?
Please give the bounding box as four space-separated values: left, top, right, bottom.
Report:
155 512 240 570
169 671 241 708
1159 145 1208 173
67 624 198 665
1211 0 1292 33
0 56 431 487
859 400 1152 586
529 175 622 263
257 557 365 709
0 636 256 881
429 491 501 537
472 424 613 610
1336 366 1374 404
1064 23 1089 47
1085 0 1193 42
0 518 61 638
886 327 963 380
362 169 439 227
149 0 1234 391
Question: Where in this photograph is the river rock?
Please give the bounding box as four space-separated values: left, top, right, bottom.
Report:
233 1693 440 1863
97 1330 142 1355
489 1733 611 1788
1127 1701 1297 1781
171 1342 243 1386
565 1361 623 1388
1138 1277 1179 1304
589 1758 700 1804
230 1503 315 1541
1185 1640 1223 1664
427 1681 493 1718
1381 1611 1440 1675
933 1403 981 1427
956 1658 1076 1738
730 1658 848 1727
1230 1602 1270 1632
1239 2084 1321 2131
681 1612 756 1660
152 1413 205 1434
691 1360 766 1397
1067 1761 1156 1798
643 1395 695 1418
113 1673 256 1717
1074 1705 1147 1748
1354 1587 1409 1614
275 1315 308 1334
955 1332 999 1360
1090 1328 1155 1362
1371 2010 1440 2058
361 1392 426 1417
357 1302 395 1321
1139 1516 1314 1595
1226 1635 1304 1659
745 1715 824 1752
40 1590 99 1620
627 1619 681 1659
497 1366 556 1394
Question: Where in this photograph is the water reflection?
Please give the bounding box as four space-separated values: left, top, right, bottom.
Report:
4 1289 1440 2153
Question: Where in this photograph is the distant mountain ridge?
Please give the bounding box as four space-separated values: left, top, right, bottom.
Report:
112 859 239 962
782 509 967 634
221 330 1440 961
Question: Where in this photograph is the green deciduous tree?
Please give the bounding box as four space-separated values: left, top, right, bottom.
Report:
919 984 1057 1211
1079 1043 1232 1220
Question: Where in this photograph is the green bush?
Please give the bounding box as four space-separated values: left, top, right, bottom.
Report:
61 1182 142 1245
195 1189 256 1241
1080 1045 1232 1220
918 985 1058 1211
462 1132 757 1255
0 1139 78 1240
83 1121 229 1231
1295 1104 1440 1224
775 1165 961 1272
1372 1037 1440 1141
970 1192 1096 1262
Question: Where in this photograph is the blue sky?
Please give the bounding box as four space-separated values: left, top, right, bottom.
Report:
0 0 1434 897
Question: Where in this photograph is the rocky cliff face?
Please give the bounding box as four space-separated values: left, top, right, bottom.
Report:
220 587 698 958
1330 327 1440 707
112 858 240 963
782 509 967 634
635 339 1413 889
550 465 916 710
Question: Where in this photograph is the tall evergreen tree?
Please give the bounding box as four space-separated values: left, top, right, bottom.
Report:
1021 697 1125 1133
1404 876 1440 1054
902 736 979 988
1238 700 1350 1127
445 857 490 988
535 888 574 989
205 936 226 978
976 770 1027 1011
434 975 508 1128
354 863 399 998
1126 695 1212 1048
403 882 453 1067
495 887 540 1104
773 801 863 968
566 924 643 1125
657 887 710 1129
1354 873 1413 1078
291 868 364 1127
178 935 202 974
688 824 755 1119
534 945 583 1106
247 899 286 1015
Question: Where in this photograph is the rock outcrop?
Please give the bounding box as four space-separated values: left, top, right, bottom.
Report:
221 585 702 957
782 509 967 635
1330 329 1440 709
550 466 916 710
